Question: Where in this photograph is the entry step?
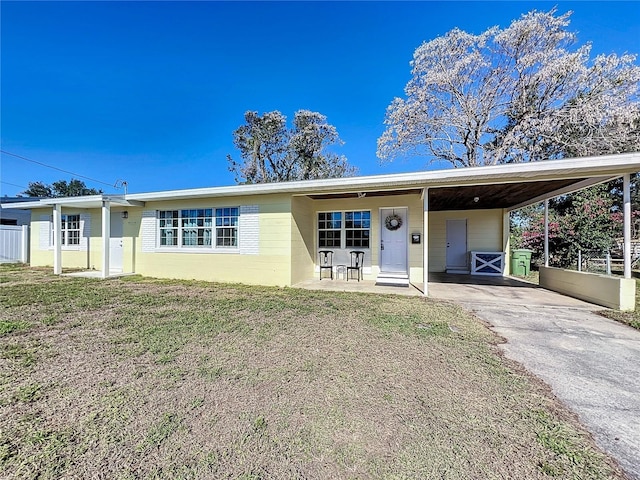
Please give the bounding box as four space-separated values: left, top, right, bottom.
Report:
376 273 410 287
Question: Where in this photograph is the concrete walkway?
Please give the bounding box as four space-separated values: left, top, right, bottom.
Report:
436 278 640 479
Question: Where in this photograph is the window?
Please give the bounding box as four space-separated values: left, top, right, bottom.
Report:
318 211 371 249
61 214 80 246
181 209 213 247
159 210 179 246
215 207 239 247
318 212 342 248
158 208 238 249
345 211 370 248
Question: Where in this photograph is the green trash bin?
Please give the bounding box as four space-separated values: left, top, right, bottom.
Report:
511 249 533 276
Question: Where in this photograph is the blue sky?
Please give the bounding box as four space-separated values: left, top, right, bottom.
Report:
1 1 639 196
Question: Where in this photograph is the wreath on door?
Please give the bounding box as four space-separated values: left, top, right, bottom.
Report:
385 213 403 231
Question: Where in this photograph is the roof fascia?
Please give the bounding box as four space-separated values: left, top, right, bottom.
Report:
127 153 640 202
1 201 46 209
0 195 145 209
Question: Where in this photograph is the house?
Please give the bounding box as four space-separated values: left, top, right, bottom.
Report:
0 197 34 226
2 153 639 309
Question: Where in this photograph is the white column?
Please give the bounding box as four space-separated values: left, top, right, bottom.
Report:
623 174 631 279
423 188 429 296
53 204 62 274
101 201 110 278
502 209 510 275
20 224 29 264
544 199 549 267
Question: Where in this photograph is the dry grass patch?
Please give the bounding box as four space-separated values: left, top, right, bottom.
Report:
0 264 626 479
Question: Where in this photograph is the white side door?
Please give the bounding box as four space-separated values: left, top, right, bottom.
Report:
109 214 124 273
446 219 467 272
380 208 408 273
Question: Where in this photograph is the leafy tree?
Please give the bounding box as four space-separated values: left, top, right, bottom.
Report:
378 9 640 167
21 181 53 197
50 179 102 197
228 110 356 184
514 184 624 268
22 179 102 197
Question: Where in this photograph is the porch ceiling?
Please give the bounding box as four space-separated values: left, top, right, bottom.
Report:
428 178 585 211
306 178 588 211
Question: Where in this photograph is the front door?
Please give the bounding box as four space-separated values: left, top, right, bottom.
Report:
109 214 124 273
380 208 407 273
446 219 468 272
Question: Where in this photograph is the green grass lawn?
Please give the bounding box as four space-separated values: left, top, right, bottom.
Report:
0 265 626 479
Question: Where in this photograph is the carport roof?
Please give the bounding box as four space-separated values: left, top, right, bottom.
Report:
2 152 639 211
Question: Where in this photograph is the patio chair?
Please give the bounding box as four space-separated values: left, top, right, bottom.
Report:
319 250 334 280
347 250 365 281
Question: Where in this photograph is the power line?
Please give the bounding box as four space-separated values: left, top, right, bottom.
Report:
1 181 28 190
0 150 120 189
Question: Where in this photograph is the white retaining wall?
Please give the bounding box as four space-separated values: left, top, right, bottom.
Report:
539 266 636 311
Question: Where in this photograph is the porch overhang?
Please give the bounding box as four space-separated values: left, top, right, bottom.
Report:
0 195 145 210
303 176 615 212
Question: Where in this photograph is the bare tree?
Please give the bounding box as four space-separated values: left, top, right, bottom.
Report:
378 9 640 167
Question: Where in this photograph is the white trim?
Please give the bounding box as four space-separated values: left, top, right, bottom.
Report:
79 213 90 251
239 205 259 255
623 174 631 279
423 191 429 296
316 209 372 251
152 248 240 254
53 205 61 275
3 153 639 210
141 210 157 252
101 201 110 279
39 214 51 250
123 153 640 202
544 200 549 268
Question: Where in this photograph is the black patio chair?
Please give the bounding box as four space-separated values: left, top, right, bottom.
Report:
347 250 365 281
319 250 334 280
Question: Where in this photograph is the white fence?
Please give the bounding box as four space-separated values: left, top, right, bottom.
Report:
0 225 29 263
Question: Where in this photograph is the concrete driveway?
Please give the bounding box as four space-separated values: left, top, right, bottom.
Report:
430 275 640 480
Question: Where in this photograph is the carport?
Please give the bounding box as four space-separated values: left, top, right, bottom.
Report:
426 273 601 309
418 155 638 310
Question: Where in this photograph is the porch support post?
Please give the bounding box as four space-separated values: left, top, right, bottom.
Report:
502 209 510 275
53 204 62 275
423 188 429 296
544 199 549 267
623 173 631 279
101 201 110 279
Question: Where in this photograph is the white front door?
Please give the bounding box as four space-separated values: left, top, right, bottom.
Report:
446 219 468 272
109 214 124 273
380 208 407 273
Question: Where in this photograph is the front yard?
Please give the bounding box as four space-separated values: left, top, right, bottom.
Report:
0 265 626 479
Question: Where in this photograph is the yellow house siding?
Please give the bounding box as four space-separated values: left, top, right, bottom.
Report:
291 196 315 284
428 209 504 272
29 208 93 269
311 194 423 280
30 210 51 267
133 194 293 286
